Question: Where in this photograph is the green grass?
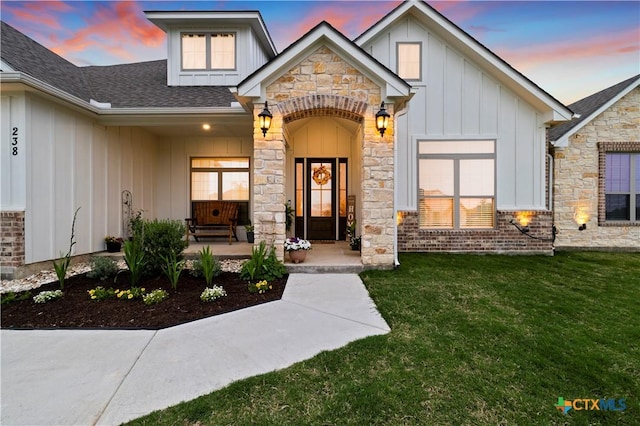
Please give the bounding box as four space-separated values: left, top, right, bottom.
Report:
128 252 640 425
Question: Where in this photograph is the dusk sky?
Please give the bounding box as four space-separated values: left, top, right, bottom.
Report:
1 0 638 104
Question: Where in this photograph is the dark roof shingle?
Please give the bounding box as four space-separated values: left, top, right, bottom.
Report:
1 21 235 108
549 74 640 142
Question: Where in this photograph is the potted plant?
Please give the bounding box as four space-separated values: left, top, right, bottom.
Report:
350 235 361 251
105 236 123 253
245 222 255 243
284 237 311 263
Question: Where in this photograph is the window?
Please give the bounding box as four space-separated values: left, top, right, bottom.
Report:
605 153 639 222
418 141 495 229
191 158 249 201
181 33 235 70
397 42 421 80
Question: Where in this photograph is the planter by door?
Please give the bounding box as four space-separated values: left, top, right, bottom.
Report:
106 241 122 253
246 231 255 243
288 250 307 264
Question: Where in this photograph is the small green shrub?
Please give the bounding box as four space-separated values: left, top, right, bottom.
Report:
248 280 272 294
1 291 32 305
116 287 145 300
200 285 227 302
87 256 119 281
142 289 168 305
162 252 185 290
33 290 63 304
88 286 116 301
52 207 80 289
119 239 146 287
240 241 287 282
198 246 221 286
140 219 187 276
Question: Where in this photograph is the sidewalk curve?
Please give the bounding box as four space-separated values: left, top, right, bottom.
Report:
1 273 390 426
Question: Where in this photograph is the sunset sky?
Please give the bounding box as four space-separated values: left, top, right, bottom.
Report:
1 0 638 104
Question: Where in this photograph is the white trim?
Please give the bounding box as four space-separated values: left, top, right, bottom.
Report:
552 77 640 147
355 0 572 121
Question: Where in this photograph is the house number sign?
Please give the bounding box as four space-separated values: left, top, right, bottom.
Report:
11 127 18 156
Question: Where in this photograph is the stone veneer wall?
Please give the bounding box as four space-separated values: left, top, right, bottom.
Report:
397 210 554 254
257 45 394 266
1 211 25 278
553 86 640 249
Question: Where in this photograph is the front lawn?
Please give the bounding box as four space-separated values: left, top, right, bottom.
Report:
128 252 639 425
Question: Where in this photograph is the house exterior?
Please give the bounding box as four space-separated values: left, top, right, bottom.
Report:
1 0 578 279
549 75 640 250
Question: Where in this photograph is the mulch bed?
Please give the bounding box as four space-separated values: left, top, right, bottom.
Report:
1 272 287 330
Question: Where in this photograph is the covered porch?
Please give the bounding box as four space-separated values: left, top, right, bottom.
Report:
183 240 364 273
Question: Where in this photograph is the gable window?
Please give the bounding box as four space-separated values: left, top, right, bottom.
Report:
397 42 421 80
604 153 639 222
191 158 249 201
181 33 235 70
418 141 495 229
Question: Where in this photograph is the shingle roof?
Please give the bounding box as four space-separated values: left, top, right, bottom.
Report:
1 21 235 108
548 74 640 142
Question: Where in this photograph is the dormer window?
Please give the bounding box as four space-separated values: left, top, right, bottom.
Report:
181 32 236 70
397 42 421 80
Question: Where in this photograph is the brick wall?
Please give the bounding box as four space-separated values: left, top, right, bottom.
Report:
398 210 554 254
1 211 25 278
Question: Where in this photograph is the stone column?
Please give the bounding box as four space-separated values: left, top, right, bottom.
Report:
252 103 286 260
361 103 395 267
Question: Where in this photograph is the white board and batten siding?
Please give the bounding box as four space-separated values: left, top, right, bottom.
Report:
166 26 270 87
155 135 254 221
361 16 549 212
19 94 158 264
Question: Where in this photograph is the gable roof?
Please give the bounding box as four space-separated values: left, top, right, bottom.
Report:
0 21 236 110
356 0 573 122
548 74 640 147
235 20 412 103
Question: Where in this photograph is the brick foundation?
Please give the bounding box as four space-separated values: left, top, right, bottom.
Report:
1 211 25 279
398 210 554 254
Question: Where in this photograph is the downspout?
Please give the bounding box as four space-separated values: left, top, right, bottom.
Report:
394 103 409 268
547 153 553 210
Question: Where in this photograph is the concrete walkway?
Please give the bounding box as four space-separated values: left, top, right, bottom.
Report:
1 274 390 426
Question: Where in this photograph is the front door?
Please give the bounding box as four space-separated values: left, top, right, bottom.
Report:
307 159 336 240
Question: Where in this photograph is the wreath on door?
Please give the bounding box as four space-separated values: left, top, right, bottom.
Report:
312 165 331 186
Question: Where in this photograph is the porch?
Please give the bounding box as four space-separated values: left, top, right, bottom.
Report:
184 240 364 273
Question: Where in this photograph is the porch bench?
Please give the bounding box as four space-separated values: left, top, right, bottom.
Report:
185 201 239 246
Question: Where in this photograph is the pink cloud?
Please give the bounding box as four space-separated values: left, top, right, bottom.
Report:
2 0 72 31
496 27 640 72
49 1 164 64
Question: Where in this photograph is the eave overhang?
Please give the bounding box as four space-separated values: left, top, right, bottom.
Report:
234 21 412 108
356 0 573 124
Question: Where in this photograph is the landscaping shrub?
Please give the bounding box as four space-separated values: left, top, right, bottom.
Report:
139 219 187 276
162 252 185 290
87 256 119 281
119 239 146 287
240 241 287 282
196 247 221 286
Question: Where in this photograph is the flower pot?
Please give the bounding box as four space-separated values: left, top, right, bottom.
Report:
106 241 122 253
288 250 307 264
246 231 255 244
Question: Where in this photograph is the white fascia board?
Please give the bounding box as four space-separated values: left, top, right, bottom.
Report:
238 25 410 101
1 59 17 72
145 10 277 56
357 1 572 119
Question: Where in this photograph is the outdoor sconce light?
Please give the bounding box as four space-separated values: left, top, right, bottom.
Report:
509 213 557 243
574 208 589 231
375 102 390 137
258 101 272 137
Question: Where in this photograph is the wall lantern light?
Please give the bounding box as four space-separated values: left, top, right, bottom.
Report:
574 208 589 231
375 102 390 137
258 101 272 137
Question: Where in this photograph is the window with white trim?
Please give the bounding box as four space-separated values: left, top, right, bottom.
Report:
605 153 639 222
418 141 495 229
397 42 421 80
191 158 249 201
181 33 235 70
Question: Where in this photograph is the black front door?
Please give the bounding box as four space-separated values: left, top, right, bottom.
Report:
307 159 336 240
